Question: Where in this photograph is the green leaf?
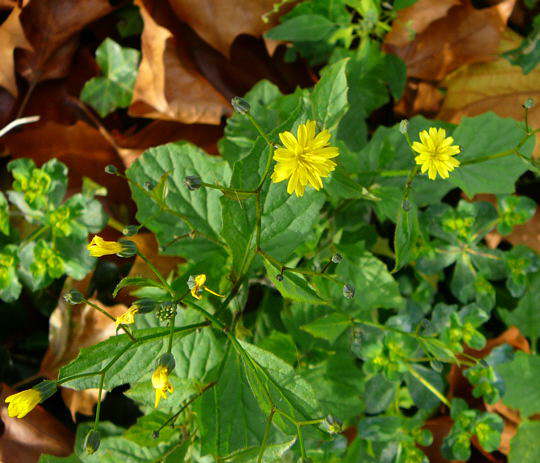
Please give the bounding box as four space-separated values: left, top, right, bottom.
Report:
364 374 396 415
504 15 540 74
497 194 536 235
497 352 540 418
393 200 420 271
499 271 540 340
450 113 533 196
59 326 199 390
311 58 349 132
300 311 351 343
0 192 9 235
259 331 298 365
197 347 267 457
509 421 540 463
113 276 165 297
80 38 140 117
405 365 445 410
264 260 326 305
124 411 178 447
0 244 21 302
239 340 322 435
127 141 232 258
39 455 83 463
265 14 337 42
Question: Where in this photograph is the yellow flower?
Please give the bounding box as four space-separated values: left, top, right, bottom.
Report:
412 127 461 180
188 274 224 300
87 236 123 257
115 305 139 326
271 120 339 197
5 389 41 418
152 365 174 408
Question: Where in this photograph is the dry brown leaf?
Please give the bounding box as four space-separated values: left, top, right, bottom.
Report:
394 80 444 119
383 0 516 81
129 0 230 125
16 0 114 83
0 5 32 96
0 0 17 9
1 120 130 199
384 0 461 47
167 0 279 57
40 277 128 418
0 384 73 463
438 29 540 157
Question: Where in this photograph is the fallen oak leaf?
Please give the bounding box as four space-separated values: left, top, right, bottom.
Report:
129 0 230 125
438 29 540 157
0 384 73 463
384 0 516 81
0 4 32 96
16 0 115 84
167 0 282 57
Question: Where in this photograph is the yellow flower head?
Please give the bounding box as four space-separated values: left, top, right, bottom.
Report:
271 120 339 197
151 365 174 408
412 127 461 180
115 305 139 326
188 274 224 300
87 236 123 257
5 389 41 418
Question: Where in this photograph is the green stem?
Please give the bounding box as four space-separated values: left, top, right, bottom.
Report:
255 193 263 250
137 251 174 297
406 364 450 407
257 407 276 463
166 311 176 354
93 373 105 429
201 182 256 195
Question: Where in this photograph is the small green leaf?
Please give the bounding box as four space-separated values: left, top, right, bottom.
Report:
509 421 540 463
0 192 9 235
80 38 140 117
393 199 420 271
265 14 337 42
300 311 351 343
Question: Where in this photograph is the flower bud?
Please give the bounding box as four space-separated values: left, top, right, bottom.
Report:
144 180 156 191
152 430 160 439
104 165 118 175
184 176 202 191
323 414 343 434
276 273 284 282
84 429 101 455
134 298 158 314
64 289 85 305
231 97 251 115
524 97 535 109
118 239 137 258
156 302 177 322
399 119 409 134
122 225 139 236
331 253 343 264
157 352 176 372
402 199 412 211
343 284 355 299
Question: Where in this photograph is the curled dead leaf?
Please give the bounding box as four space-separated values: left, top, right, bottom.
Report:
384 0 516 81
0 384 73 463
130 0 231 125
438 29 540 157
167 0 280 57
0 5 32 97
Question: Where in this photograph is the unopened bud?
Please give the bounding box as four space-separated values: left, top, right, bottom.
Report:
134 298 158 314
343 284 355 299
402 199 412 211
524 97 535 109
118 239 137 258
64 289 85 305
122 225 139 236
144 180 156 191
152 430 160 439
399 119 409 134
157 352 176 372
104 164 118 175
184 176 202 191
231 97 251 115
331 253 343 264
276 273 284 282
323 415 343 434
84 429 101 455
